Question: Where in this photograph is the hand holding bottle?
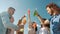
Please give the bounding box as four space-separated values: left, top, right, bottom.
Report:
34 10 39 16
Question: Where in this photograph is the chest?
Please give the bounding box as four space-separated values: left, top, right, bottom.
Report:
50 16 60 25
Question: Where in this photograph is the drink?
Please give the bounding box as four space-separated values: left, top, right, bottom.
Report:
34 10 38 16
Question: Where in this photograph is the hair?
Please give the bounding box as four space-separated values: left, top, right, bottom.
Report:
41 18 46 28
41 23 50 28
32 22 37 31
8 7 15 11
43 18 46 20
46 3 60 12
41 18 50 28
42 18 46 23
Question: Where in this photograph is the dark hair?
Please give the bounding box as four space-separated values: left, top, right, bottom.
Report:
35 27 37 31
41 23 50 28
46 3 60 12
32 22 37 31
42 18 46 23
41 18 50 28
8 7 15 11
46 3 59 8
43 18 46 20
45 24 50 28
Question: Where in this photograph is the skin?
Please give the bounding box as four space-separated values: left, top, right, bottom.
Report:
8 8 15 16
32 22 37 29
46 7 60 16
46 7 54 16
10 16 14 23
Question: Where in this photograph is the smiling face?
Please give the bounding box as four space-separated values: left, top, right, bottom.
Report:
8 7 15 16
32 22 37 29
46 7 54 16
10 16 14 23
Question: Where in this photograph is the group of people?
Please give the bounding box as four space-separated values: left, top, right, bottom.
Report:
28 3 60 34
28 7 50 34
46 3 60 34
0 7 27 34
0 3 60 34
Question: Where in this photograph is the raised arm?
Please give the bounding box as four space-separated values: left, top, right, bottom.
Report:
34 11 44 24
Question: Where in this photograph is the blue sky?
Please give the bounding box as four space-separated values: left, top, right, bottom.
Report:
0 0 60 34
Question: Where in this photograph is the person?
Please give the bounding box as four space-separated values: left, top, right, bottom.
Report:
32 22 38 34
28 9 36 34
39 19 50 34
16 15 26 34
6 16 14 34
34 11 50 34
46 3 60 34
0 7 20 34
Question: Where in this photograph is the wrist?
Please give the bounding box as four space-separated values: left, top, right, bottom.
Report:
37 14 39 16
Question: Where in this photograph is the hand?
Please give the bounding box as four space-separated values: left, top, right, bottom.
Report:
28 9 30 15
34 10 39 16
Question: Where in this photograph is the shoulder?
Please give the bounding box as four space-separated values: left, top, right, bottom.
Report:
56 14 60 19
1 11 9 17
58 14 60 18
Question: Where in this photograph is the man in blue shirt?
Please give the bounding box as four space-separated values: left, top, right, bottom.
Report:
0 7 20 34
46 3 60 34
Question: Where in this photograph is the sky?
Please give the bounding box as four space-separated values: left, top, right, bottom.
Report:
0 0 60 34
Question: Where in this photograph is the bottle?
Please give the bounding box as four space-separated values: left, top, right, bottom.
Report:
34 9 38 16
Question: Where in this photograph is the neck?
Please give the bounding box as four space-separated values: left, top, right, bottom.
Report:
53 11 59 16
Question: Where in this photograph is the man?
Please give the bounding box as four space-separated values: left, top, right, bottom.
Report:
0 7 20 34
46 3 60 34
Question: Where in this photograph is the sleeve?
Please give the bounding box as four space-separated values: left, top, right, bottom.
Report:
1 13 19 31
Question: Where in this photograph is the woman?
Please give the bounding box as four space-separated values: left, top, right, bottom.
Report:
34 11 50 34
16 15 26 34
40 19 50 34
32 22 38 34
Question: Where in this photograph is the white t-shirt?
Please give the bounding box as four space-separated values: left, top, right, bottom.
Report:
39 27 50 34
